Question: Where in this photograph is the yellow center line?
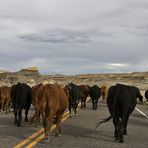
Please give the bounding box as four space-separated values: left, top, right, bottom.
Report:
25 113 70 148
14 111 69 148
14 98 91 148
14 128 44 148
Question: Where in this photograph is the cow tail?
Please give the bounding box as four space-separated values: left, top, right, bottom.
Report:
16 91 21 109
95 115 112 129
112 84 119 118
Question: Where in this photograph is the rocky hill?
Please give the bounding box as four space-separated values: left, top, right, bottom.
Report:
1 67 148 92
0 67 41 86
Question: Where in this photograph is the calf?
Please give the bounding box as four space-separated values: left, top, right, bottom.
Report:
11 83 32 127
89 85 101 110
96 83 143 143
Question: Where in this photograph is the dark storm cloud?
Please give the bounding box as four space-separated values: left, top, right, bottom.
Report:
18 29 91 44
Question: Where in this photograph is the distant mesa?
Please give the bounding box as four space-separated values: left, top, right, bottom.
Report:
21 66 39 72
0 70 10 74
18 66 40 76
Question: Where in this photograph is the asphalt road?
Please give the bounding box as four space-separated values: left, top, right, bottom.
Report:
0 101 148 148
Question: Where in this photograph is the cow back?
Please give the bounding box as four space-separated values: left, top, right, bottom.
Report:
79 85 90 98
39 84 68 116
89 85 101 99
66 83 82 104
11 83 32 108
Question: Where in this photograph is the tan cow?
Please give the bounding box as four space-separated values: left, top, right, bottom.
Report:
30 83 44 125
0 86 11 113
101 85 108 103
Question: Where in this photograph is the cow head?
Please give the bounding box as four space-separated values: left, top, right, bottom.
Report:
133 87 143 103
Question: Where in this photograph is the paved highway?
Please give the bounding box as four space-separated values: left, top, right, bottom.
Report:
0 101 148 148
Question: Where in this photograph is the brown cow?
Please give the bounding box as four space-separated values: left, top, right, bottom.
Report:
30 83 44 125
79 85 90 108
101 85 108 103
30 80 58 125
38 84 69 142
0 86 11 113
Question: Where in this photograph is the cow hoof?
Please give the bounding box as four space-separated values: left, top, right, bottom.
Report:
114 137 119 142
123 131 127 135
118 139 124 143
44 137 50 143
14 120 18 124
55 133 61 137
69 115 72 118
25 118 28 122
17 123 21 127
119 140 124 143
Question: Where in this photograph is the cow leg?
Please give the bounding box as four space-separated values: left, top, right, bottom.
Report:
30 111 40 126
30 112 36 125
25 108 29 122
1 100 4 112
35 106 41 125
102 95 104 103
80 99 83 108
118 121 124 143
55 111 65 136
83 97 87 108
102 96 106 104
42 111 49 142
30 104 40 126
14 108 18 124
81 97 86 108
17 108 22 127
113 117 120 142
68 104 72 117
121 113 130 136
38 112 41 124
74 103 78 116
93 99 98 110
114 116 125 143
4 101 9 114
43 117 50 142
92 99 95 110
116 113 130 143
25 104 31 122
42 111 54 142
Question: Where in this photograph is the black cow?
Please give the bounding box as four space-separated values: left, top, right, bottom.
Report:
96 83 143 143
144 90 148 102
11 83 32 127
65 83 82 116
89 85 101 110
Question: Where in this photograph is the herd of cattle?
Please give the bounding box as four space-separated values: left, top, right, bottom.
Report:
0 81 148 143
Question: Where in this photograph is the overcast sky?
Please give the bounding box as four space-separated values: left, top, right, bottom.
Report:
0 0 148 75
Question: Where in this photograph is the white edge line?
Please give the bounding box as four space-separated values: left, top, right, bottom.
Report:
135 107 148 119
